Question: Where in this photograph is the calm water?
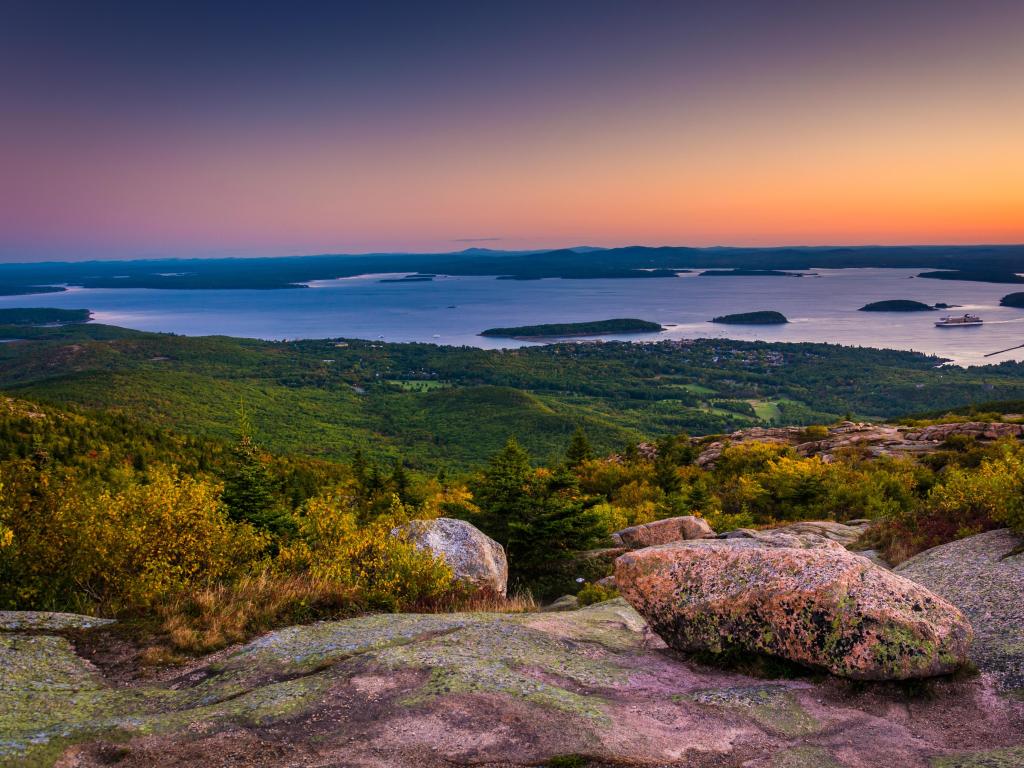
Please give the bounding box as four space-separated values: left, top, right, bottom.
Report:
5 268 1024 366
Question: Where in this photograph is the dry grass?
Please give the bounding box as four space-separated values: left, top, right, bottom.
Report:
156 572 358 655
417 586 538 614
151 574 537 659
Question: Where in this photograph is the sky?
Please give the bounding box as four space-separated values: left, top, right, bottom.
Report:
1 0 1023 262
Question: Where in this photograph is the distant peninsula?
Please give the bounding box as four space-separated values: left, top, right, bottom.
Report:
480 318 664 339
0 308 91 325
379 273 436 283
918 269 1024 284
1000 293 1024 308
711 311 788 325
699 269 804 277
496 268 685 281
0 284 66 296
859 300 935 312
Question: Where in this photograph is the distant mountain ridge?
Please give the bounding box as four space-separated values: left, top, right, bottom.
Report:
3 243 1024 292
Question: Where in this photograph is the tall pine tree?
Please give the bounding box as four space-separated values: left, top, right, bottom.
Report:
221 403 292 536
473 438 607 589
472 437 533 548
564 426 593 467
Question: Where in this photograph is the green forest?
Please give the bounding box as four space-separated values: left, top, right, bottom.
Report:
2 387 1023 657
6 319 1024 470
3 318 1024 660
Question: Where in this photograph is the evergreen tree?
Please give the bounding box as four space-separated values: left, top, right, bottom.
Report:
511 488 607 588
683 476 716 516
471 437 533 547
565 426 593 467
653 453 682 494
473 438 607 588
389 459 412 503
221 404 292 536
352 449 369 489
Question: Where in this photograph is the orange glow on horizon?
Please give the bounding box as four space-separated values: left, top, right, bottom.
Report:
2 2 1023 259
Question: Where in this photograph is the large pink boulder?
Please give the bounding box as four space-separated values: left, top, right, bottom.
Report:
611 515 715 549
615 533 973 680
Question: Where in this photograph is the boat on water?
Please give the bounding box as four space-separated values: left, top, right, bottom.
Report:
935 313 983 327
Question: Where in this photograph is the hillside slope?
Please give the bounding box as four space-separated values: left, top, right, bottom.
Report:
6 321 1024 468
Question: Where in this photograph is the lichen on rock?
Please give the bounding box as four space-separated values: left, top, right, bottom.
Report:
391 517 508 595
896 528 1024 693
615 534 973 679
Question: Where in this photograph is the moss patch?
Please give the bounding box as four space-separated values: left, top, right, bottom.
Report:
681 685 821 737
930 747 1024 767
1 605 654 765
766 746 845 768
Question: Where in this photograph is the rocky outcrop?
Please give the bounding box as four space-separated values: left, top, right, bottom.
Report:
615 533 973 680
392 517 508 596
697 421 1024 468
540 594 579 612
611 515 715 549
904 421 1024 442
896 528 1024 693
721 520 870 548
0 611 115 631
5 600 1022 768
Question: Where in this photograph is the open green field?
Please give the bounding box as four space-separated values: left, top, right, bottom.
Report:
749 399 782 421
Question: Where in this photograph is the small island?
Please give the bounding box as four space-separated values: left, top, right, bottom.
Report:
379 273 436 283
711 311 789 325
480 318 664 339
0 308 91 325
859 300 935 312
699 269 805 277
1000 293 1024 308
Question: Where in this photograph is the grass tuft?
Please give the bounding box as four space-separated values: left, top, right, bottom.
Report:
156 572 359 655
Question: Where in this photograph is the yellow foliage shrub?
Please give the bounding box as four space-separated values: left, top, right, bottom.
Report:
0 465 266 611
418 483 479 519
928 443 1024 535
279 493 454 610
590 502 629 535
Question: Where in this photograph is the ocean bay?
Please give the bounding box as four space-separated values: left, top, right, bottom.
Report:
5 268 1024 366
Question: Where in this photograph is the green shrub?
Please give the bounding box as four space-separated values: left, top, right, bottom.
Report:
577 582 618 606
799 425 830 442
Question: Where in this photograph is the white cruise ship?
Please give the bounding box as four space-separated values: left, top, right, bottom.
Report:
935 313 983 327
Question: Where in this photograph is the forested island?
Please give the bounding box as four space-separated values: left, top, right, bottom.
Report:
0 307 91 325
1000 293 1024 308
699 269 804 277
918 269 1024 284
859 300 935 312
711 311 789 324
480 318 663 338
